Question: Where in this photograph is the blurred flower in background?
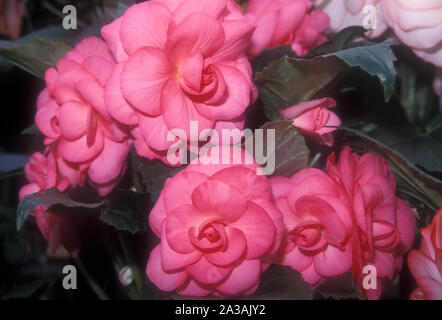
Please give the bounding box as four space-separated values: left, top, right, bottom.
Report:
0 0 25 40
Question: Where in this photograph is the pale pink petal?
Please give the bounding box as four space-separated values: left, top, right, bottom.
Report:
161 78 215 139
82 56 114 86
195 65 250 120
72 37 114 63
120 1 171 54
216 259 261 295
211 166 272 201
177 279 214 297
278 246 313 272
247 10 278 57
269 176 292 199
166 12 225 60
146 245 188 292
149 194 167 237
19 183 41 201
166 204 206 253
100 17 128 62
161 224 202 271
104 64 138 125
35 99 60 140
121 47 173 116
163 170 210 213
56 101 88 141
186 256 232 285
74 80 110 121
205 227 247 266
230 201 276 259
191 180 247 221
88 138 129 185
172 0 227 24
138 114 176 151
314 243 352 277
58 129 104 163
210 20 254 63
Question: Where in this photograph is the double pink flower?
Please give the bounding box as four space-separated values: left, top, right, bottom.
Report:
35 37 130 196
246 0 329 57
19 152 83 257
270 147 416 299
146 147 283 297
101 0 257 163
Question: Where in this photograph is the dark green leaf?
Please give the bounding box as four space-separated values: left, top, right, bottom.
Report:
132 152 184 203
1 224 28 265
252 121 309 177
17 187 107 230
315 273 365 300
0 37 71 78
248 265 312 300
99 191 148 234
339 127 442 211
100 208 141 234
1 275 58 300
0 204 15 222
255 55 342 121
0 168 24 181
255 40 397 121
251 45 296 73
396 64 439 125
306 26 367 57
368 125 442 174
329 40 397 100
102 0 134 24
21 124 41 136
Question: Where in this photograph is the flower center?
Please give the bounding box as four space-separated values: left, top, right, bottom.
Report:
189 218 228 253
289 221 326 252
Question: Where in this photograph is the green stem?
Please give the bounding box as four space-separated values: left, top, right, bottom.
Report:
118 233 144 299
309 153 322 168
76 257 110 300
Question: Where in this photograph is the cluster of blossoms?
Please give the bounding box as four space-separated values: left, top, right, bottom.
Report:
146 146 416 299
20 0 332 260
18 0 440 300
314 0 442 68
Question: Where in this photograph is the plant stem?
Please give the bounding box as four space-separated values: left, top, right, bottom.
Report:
76 257 110 300
118 233 144 299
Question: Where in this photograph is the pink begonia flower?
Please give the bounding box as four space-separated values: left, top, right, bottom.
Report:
313 0 388 38
0 0 25 40
146 146 284 297
100 0 257 165
381 0 442 67
279 98 341 146
35 37 130 196
270 169 354 287
291 9 330 56
246 0 330 57
19 152 83 258
408 209 442 300
327 147 416 300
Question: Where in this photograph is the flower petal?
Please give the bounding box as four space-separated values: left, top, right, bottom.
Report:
121 47 172 116
146 245 188 292
120 1 171 54
230 201 276 259
216 259 261 295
